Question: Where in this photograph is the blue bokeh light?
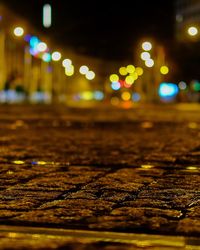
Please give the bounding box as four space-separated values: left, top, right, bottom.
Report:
159 83 179 98
111 81 121 90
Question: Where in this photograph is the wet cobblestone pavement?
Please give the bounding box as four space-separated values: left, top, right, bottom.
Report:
0 104 200 249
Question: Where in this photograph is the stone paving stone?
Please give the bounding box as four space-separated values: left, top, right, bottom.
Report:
12 208 95 225
0 105 200 242
0 199 41 210
0 190 62 201
38 199 115 212
0 210 22 219
187 205 200 217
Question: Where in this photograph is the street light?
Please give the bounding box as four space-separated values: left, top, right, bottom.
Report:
13 27 24 37
62 59 72 67
142 41 152 51
86 71 95 80
145 58 154 67
187 26 198 36
52 51 61 61
79 65 89 74
141 51 151 61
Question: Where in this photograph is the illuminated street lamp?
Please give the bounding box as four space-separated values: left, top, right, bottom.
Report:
142 41 152 51
62 59 72 67
141 51 151 61
187 26 198 36
79 65 89 74
52 51 61 61
13 27 24 37
86 71 95 80
145 58 154 68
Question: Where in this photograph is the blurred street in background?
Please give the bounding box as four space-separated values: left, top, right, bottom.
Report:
0 2 200 107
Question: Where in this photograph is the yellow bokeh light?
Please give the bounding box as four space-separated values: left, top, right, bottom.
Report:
130 72 138 80
135 67 143 76
125 76 134 85
81 91 93 100
79 65 89 74
62 59 72 67
160 66 169 75
109 74 119 82
121 92 131 101
65 72 74 76
86 71 95 80
111 97 120 106
145 59 154 67
142 41 152 51
188 26 198 36
13 27 24 37
65 65 74 76
126 65 135 74
141 52 151 61
65 71 74 76
119 67 128 76
52 51 61 61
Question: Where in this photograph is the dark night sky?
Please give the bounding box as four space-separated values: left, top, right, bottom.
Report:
2 0 175 61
